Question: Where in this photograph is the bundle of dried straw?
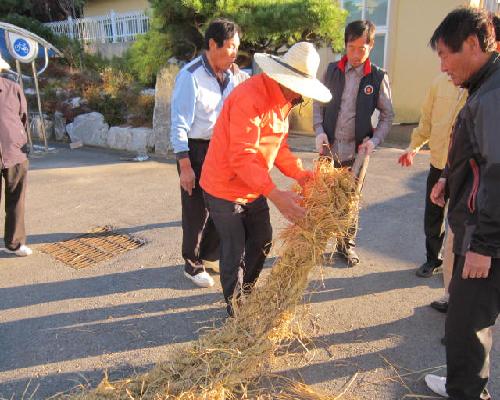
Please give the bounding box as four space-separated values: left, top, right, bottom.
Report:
69 159 359 400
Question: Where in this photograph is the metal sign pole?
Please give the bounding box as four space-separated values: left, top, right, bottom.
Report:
2 22 63 154
15 60 33 152
31 61 48 151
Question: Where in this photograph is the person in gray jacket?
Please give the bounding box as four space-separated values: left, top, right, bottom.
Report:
313 20 394 265
424 8 500 400
0 54 32 257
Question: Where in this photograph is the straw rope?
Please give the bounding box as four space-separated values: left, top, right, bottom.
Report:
68 159 359 400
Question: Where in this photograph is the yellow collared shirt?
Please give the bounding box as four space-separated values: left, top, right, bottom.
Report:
409 73 467 170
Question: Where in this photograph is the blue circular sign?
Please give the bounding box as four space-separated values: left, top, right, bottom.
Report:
13 38 30 57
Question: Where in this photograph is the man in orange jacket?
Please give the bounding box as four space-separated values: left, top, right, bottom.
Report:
200 42 332 315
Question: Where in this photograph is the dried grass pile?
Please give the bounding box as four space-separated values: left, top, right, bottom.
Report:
70 159 359 400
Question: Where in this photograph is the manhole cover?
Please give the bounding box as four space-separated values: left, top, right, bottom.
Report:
40 226 145 269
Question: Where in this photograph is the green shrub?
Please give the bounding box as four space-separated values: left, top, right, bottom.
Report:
128 94 155 127
81 66 146 126
124 0 345 86
85 89 126 126
101 66 136 97
126 27 172 86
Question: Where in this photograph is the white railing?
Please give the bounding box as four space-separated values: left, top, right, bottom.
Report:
44 10 150 44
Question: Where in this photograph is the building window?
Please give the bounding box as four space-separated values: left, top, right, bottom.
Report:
340 0 390 68
483 0 500 12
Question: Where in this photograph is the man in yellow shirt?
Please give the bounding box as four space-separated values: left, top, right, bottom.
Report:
398 73 466 280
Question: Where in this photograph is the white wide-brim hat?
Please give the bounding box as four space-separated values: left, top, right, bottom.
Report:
0 53 10 71
254 42 332 103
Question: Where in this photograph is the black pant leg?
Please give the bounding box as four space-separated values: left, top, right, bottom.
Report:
446 255 500 400
3 161 28 250
205 193 246 303
242 196 273 291
177 141 219 265
424 165 446 264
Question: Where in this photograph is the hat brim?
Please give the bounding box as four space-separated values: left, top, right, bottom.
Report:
254 53 332 103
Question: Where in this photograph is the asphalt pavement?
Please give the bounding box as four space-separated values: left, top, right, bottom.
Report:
0 137 498 399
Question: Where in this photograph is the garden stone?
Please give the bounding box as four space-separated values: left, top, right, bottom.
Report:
30 114 54 141
66 112 109 147
69 97 82 108
153 67 175 156
107 127 132 150
129 127 153 152
107 126 153 153
140 88 155 96
53 112 67 141
55 88 69 97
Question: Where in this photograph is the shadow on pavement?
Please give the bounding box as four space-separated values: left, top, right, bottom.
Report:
0 296 225 373
28 145 176 171
0 264 215 311
280 305 446 398
0 305 445 399
0 266 440 380
0 363 154 400
305 268 442 304
10 221 182 247
356 169 429 265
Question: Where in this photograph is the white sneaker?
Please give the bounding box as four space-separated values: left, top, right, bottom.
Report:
438 293 450 303
184 270 214 288
425 374 448 397
203 259 220 273
4 245 33 257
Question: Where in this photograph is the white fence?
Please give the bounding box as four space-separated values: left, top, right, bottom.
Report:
44 10 150 44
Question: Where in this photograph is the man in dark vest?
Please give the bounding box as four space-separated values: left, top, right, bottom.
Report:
313 20 394 265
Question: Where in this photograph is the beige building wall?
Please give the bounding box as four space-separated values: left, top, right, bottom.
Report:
83 0 150 17
387 0 476 123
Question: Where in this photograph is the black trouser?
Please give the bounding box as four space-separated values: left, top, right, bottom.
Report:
177 140 219 266
1 160 28 251
204 193 273 304
446 254 500 399
425 165 446 264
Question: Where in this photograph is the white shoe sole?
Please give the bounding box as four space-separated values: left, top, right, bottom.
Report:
184 271 214 288
3 247 32 257
425 374 448 397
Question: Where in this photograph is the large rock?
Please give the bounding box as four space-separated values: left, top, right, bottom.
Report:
30 114 53 141
66 112 109 147
53 111 67 141
129 127 153 152
153 66 177 156
107 126 153 153
69 97 82 109
106 127 130 150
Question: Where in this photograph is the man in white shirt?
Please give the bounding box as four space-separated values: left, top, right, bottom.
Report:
170 19 242 288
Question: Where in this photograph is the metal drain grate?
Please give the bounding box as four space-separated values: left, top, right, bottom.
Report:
40 226 145 269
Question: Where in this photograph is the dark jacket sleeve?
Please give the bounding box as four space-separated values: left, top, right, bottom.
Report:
469 91 500 258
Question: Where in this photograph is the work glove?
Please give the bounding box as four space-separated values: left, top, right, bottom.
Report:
315 133 329 154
